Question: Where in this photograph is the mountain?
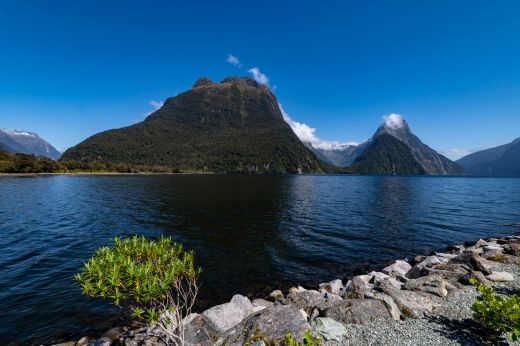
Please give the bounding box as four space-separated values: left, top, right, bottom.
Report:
372 116 465 175
457 138 520 176
306 114 464 175
61 77 328 174
0 129 61 160
350 134 426 174
0 142 14 153
306 142 369 167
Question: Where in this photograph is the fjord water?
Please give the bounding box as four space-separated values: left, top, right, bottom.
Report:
1 175 520 344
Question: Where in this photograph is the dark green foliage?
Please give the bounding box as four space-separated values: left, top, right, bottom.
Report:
350 134 426 175
61 77 330 174
470 278 520 341
0 151 65 173
0 151 168 174
74 236 200 325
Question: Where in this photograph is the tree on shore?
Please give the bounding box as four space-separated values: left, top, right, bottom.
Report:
74 235 200 345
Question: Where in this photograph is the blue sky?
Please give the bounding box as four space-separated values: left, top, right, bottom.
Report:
1 1 519 159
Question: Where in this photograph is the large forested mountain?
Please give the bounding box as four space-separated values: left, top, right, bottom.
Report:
61 77 328 173
457 138 520 176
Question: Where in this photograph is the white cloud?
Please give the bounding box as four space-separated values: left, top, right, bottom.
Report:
248 67 269 86
142 100 164 117
149 100 164 110
439 148 476 160
279 103 358 150
227 61 356 150
382 113 405 129
226 54 242 67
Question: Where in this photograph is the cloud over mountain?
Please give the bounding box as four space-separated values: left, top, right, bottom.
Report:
382 113 406 129
279 104 358 150
248 67 269 86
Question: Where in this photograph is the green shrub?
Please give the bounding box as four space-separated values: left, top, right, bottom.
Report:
74 235 201 330
282 330 320 346
470 278 520 341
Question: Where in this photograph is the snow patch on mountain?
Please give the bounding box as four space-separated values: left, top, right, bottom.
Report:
1 129 39 138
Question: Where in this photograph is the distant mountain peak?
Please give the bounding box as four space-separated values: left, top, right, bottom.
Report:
1 128 39 138
371 114 464 175
376 114 412 140
0 128 60 159
307 113 464 175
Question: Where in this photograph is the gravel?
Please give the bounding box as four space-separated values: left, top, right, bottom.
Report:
336 263 520 346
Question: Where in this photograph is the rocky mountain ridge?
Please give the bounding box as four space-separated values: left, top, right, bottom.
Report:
0 128 61 160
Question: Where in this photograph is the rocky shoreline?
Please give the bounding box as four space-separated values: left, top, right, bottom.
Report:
52 233 520 346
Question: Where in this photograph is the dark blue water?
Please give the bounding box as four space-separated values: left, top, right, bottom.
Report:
1 175 520 344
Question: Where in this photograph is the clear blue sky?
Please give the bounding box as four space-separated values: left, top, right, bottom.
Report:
1 1 519 159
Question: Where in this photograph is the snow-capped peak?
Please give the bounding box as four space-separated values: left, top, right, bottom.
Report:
310 141 359 151
1 128 39 138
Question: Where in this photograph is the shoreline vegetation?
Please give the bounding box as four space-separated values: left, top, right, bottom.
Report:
52 232 520 346
0 151 348 175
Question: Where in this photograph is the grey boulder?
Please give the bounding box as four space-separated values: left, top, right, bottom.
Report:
319 279 344 295
486 271 514 282
183 314 219 346
267 290 284 301
252 298 274 309
202 294 255 333
343 276 373 299
407 256 448 279
227 305 311 344
382 260 412 278
287 290 341 313
365 290 401 320
404 275 448 297
322 299 391 324
382 288 442 319
311 317 348 343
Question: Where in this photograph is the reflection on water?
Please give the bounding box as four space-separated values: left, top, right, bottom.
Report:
1 175 520 344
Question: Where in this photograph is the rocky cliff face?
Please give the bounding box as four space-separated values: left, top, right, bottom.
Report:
61 77 328 173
